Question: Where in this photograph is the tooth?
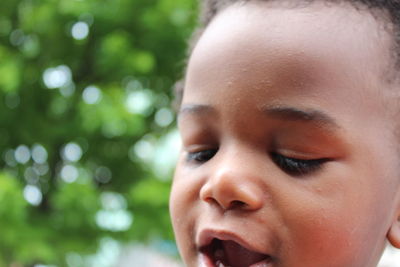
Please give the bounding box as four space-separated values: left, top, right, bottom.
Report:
198 255 208 267
249 259 271 267
216 261 232 267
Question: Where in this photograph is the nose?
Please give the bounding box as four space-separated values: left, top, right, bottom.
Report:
199 163 264 211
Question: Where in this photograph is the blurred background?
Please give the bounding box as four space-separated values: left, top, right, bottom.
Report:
1 0 400 266
0 0 196 266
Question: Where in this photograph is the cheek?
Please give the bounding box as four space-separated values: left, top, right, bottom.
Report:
170 183 193 264
278 178 392 266
281 202 367 266
169 171 194 238
169 163 202 265
170 158 194 216
170 162 202 222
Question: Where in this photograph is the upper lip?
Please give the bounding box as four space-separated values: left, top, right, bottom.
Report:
197 228 271 256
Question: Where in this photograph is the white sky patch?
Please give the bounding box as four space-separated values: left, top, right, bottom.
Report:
71 21 89 40
86 238 121 267
115 244 183 267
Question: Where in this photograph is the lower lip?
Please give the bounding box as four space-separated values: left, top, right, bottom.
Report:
249 258 274 267
198 253 274 267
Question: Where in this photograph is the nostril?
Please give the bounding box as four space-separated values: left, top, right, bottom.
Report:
203 196 218 205
202 196 247 210
229 200 247 210
199 171 264 211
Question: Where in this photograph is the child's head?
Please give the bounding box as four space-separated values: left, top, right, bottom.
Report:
169 1 400 266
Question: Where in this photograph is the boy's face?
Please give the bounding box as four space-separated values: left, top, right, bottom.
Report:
170 2 400 267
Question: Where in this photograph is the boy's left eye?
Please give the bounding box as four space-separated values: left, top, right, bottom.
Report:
186 149 217 163
271 152 328 176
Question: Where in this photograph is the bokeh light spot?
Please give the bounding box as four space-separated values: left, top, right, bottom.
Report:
43 65 72 89
133 139 154 162
23 185 42 206
125 90 153 115
33 163 49 176
95 210 133 232
66 253 83 267
61 165 79 183
10 29 24 46
152 129 181 179
62 142 83 162
15 145 31 164
59 83 76 97
101 120 127 138
96 193 132 232
5 93 20 109
71 21 89 40
154 108 174 127
21 34 40 58
95 166 112 184
24 167 39 184
82 85 102 104
101 192 127 210
31 144 48 164
4 149 17 167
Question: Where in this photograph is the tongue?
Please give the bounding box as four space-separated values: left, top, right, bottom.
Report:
222 240 267 267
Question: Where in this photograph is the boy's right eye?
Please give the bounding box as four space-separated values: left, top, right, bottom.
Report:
186 149 217 163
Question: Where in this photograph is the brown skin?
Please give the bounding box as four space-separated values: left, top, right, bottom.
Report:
170 2 400 267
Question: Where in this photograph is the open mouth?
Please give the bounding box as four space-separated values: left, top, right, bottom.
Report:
200 238 273 267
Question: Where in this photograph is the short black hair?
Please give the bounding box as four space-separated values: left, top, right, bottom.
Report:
173 0 400 107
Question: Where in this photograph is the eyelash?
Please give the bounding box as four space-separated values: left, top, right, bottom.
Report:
271 152 327 176
186 149 218 163
186 149 327 176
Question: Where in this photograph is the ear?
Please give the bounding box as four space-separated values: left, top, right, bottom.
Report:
388 213 400 248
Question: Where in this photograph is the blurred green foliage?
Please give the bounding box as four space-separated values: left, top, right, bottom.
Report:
0 0 197 266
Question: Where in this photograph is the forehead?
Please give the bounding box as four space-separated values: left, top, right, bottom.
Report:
185 1 394 106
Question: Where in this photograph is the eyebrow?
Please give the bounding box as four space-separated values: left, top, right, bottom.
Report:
179 103 339 129
262 105 340 129
178 104 216 117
